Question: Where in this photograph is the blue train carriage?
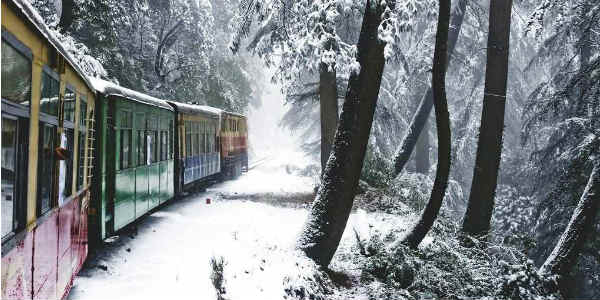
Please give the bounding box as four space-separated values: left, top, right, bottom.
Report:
167 101 221 193
90 78 175 241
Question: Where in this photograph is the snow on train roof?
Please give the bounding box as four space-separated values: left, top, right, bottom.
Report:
166 101 221 117
8 0 95 92
221 110 247 119
89 78 173 110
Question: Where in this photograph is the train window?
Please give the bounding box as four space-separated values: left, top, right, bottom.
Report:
137 130 146 166
38 123 57 216
40 70 59 117
169 120 174 159
2 118 17 237
193 124 199 156
120 111 132 170
185 121 191 157
77 98 87 189
64 87 76 123
1 38 32 105
153 131 159 163
121 130 131 169
59 128 74 204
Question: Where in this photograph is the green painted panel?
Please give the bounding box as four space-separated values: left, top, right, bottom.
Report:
168 160 174 199
115 168 136 230
158 161 167 204
135 166 149 218
148 163 160 209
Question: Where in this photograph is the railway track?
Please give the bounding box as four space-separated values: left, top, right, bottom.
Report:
248 156 271 170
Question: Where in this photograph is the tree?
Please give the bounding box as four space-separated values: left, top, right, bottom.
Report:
392 0 467 177
231 0 362 171
398 0 451 249
539 160 600 277
461 0 513 239
296 0 392 266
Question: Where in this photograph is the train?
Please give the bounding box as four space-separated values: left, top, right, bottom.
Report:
0 0 248 299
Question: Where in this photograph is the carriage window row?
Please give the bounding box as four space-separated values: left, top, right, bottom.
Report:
119 111 174 170
1 34 92 236
224 119 246 133
184 120 218 158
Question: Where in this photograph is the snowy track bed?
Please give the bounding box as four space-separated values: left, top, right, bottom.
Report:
68 153 414 300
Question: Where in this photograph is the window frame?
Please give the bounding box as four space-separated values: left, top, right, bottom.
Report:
1 29 33 107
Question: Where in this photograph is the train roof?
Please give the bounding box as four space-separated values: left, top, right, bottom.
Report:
6 0 95 92
221 110 247 119
166 101 221 118
89 78 173 111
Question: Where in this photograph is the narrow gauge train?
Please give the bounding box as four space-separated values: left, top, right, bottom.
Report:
1 0 248 299
1 0 96 299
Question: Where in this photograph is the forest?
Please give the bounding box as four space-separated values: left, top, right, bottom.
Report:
24 0 599 299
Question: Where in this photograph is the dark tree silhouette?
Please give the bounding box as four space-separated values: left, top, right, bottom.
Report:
392 0 467 177
296 0 392 267
400 0 451 249
319 57 338 172
462 0 513 239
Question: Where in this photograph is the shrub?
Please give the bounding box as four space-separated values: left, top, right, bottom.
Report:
210 256 227 300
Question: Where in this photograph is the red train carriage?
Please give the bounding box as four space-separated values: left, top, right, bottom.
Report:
219 111 248 179
1 0 96 299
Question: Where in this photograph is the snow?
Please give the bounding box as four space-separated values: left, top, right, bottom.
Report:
68 150 414 300
89 78 173 110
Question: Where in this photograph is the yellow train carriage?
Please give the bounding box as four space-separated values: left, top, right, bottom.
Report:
1 0 96 299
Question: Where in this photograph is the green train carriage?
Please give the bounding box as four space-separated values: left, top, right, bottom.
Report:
90 78 175 241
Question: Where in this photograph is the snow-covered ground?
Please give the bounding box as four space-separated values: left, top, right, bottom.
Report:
68 150 414 300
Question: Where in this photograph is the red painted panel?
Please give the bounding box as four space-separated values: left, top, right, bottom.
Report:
71 198 80 274
57 200 75 298
78 193 89 272
1 232 34 300
33 212 58 300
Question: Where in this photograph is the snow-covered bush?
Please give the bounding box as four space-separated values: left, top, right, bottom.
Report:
387 173 433 212
210 256 228 300
360 147 394 188
494 260 561 300
492 185 537 253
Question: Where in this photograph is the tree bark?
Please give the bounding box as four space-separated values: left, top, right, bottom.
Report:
400 0 451 249
461 0 513 239
58 0 75 32
392 0 467 177
320 63 339 172
296 0 389 267
415 118 429 174
539 163 600 276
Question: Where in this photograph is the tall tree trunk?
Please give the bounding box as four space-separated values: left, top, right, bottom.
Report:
296 0 389 267
392 0 467 177
400 0 451 249
415 119 430 174
319 63 339 172
539 162 600 276
58 0 75 32
461 0 513 239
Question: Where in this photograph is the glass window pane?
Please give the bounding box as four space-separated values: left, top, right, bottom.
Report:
64 88 76 123
38 124 56 215
121 130 131 169
2 118 17 237
138 130 146 166
1 41 31 104
40 71 59 116
59 129 74 204
80 98 87 127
